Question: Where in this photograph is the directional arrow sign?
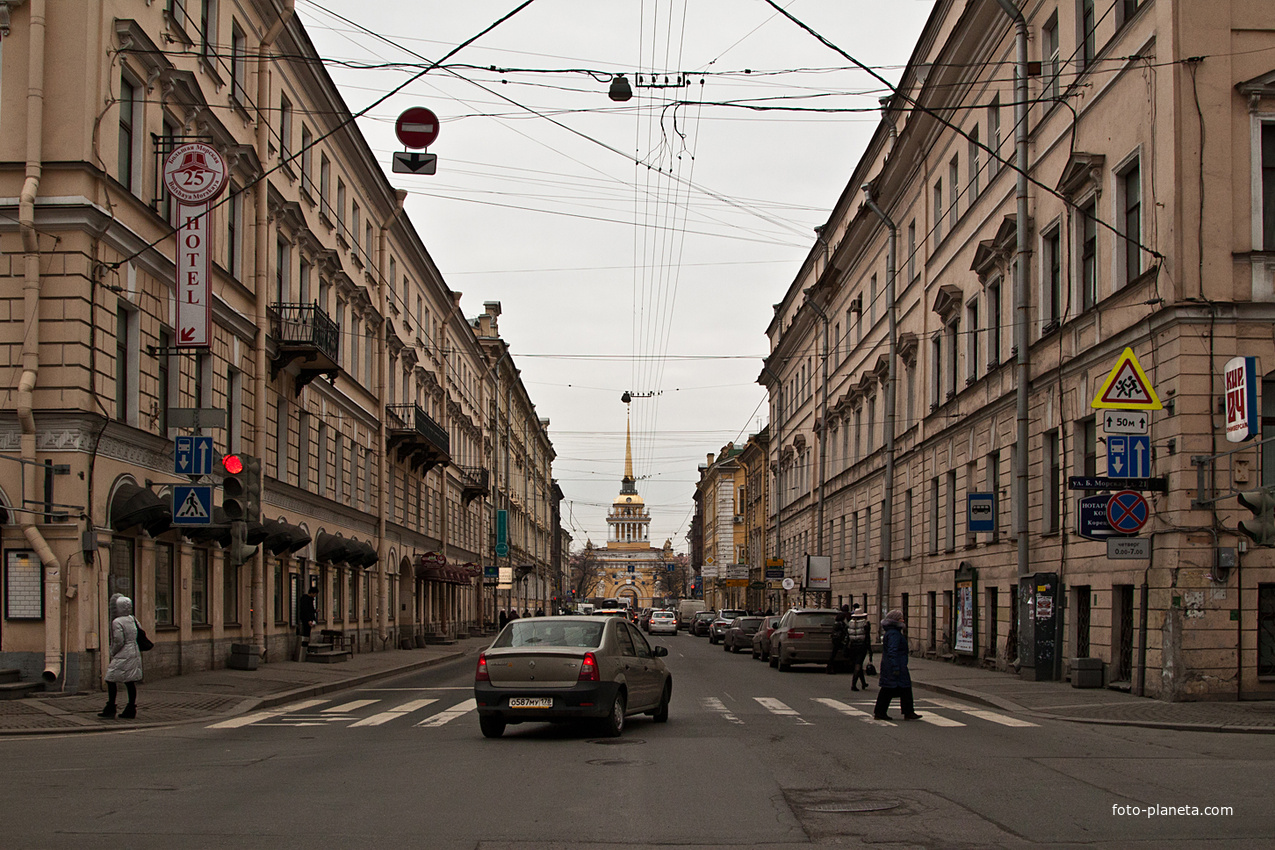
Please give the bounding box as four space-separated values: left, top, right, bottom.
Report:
1107 434 1151 478
392 151 438 175
1102 410 1150 434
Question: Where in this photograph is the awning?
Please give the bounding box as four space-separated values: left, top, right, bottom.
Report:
110 483 172 537
262 520 311 556
351 539 379 568
182 506 232 547
315 531 357 565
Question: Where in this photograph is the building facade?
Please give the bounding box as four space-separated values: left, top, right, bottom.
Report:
0 0 557 691
695 444 746 610
760 0 1275 699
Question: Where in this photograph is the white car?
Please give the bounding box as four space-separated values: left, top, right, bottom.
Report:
647 610 678 636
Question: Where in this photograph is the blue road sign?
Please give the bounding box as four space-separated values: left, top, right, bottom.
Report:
1077 495 1131 541
172 484 213 525
968 492 997 533
1107 490 1149 534
174 435 214 476
1106 434 1151 479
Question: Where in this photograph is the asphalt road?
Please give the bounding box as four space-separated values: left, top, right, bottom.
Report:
1 629 1271 849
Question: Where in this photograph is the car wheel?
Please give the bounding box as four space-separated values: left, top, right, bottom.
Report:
709 635 717 645
653 682 671 723
769 651 779 668
599 691 626 737
752 646 760 659
778 655 792 672
723 640 730 652
479 715 506 739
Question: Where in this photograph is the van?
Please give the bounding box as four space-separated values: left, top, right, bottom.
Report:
677 599 706 630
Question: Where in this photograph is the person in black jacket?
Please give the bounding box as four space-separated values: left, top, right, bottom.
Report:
846 603 874 691
297 587 318 661
873 609 921 721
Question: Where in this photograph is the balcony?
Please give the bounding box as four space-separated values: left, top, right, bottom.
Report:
459 466 490 506
386 403 450 473
269 303 341 394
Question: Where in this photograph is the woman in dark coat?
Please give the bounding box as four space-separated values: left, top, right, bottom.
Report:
873 608 921 721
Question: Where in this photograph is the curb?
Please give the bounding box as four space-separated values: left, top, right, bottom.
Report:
913 680 1029 714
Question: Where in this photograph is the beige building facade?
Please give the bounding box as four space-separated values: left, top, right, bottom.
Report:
0 0 556 691
696 443 746 610
761 0 1275 699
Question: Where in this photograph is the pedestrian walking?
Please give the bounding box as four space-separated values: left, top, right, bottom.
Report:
847 603 874 691
100 595 143 719
873 608 921 721
296 586 318 661
826 609 850 674
498 609 509 630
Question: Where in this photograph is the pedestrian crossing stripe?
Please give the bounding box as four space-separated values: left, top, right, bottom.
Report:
350 698 437 727
415 698 475 727
925 698 1038 727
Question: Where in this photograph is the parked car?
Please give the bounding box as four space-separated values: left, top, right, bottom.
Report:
751 615 783 661
708 609 749 644
723 616 764 653
689 611 717 637
677 599 706 629
638 608 654 632
474 615 672 738
647 610 678 636
768 608 840 671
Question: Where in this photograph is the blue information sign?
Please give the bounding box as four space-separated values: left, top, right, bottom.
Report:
968 492 997 533
1106 434 1151 479
174 435 214 476
172 485 213 525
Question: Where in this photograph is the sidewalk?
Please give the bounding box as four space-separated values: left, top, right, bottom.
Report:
0 640 478 735
908 657 1275 734
2 642 1273 735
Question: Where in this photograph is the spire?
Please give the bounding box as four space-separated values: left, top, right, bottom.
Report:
620 408 638 495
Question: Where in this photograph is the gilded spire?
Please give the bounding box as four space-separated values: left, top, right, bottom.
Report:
620 408 638 495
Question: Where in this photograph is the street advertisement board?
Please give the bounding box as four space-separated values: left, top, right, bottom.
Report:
804 555 830 591
1224 356 1259 442
954 563 977 656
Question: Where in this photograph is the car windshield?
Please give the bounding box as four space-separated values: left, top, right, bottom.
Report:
695 613 715 621
492 620 603 648
791 612 837 627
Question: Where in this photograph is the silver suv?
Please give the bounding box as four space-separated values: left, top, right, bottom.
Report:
708 609 748 644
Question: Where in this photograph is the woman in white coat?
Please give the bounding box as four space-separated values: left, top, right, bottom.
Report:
100 595 143 719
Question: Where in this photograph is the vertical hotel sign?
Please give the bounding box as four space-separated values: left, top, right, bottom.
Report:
163 143 227 348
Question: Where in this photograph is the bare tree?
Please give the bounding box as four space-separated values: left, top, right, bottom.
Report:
664 553 694 600
567 544 603 603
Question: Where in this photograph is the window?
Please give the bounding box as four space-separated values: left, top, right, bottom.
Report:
1044 429 1061 533
336 179 347 236
949 156 960 228
279 94 292 165
109 537 135 600
319 153 331 218
1119 159 1142 285
988 96 1001 179
1120 0 1144 26
1043 227 1062 328
158 329 172 434
986 450 1001 542
275 238 290 303
276 395 289 480
155 543 174 626
298 258 311 305
904 360 915 428
191 548 208 625
158 117 178 222
298 411 310 490
1079 200 1098 310
907 220 917 281
118 74 138 191
230 23 247 105
348 567 358 619
868 274 877 326
945 469 957 551
365 222 374 265
930 334 943 410
933 180 943 243
1077 417 1098 476
351 203 361 257
115 303 136 424
902 488 913 558
929 477 940 553
300 126 313 197
866 394 876 453
1080 0 1096 70
1259 584 1275 677
226 367 242 453
349 315 361 379
944 317 959 398
987 277 1002 365
1043 13 1060 101
316 422 328 495
1262 124 1275 251
334 436 345 500
968 126 981 200
199 0 215 58
966 300 980 382
226 182 242 279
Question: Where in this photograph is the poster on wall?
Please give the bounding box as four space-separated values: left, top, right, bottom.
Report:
955 579 975 654
804 555 830 591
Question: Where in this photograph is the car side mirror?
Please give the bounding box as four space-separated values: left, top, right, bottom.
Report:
652 646 668 657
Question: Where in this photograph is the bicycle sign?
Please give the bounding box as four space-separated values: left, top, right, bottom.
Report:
1106 490 1149 534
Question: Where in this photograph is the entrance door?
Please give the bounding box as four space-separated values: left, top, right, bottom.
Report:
1112 585 1135 683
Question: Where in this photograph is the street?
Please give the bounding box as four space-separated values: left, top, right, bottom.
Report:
1 633 1271 849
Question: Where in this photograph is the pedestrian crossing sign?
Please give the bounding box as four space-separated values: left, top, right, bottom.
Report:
172 484 213 525
1092 348 1162 410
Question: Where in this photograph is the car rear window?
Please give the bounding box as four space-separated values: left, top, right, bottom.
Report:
720 610 747 619
792 613 837 628
493 620 603 648
739 617 764 628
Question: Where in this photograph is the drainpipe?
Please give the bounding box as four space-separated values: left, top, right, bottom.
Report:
251 0 295 652
862 183 897 613
12 0 60 683
995 0 1033 606
377 190 406 643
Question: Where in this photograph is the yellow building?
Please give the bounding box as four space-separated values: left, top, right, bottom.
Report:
695 443 747 610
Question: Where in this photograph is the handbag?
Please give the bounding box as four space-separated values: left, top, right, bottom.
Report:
133 616 155 652
865 662 877 676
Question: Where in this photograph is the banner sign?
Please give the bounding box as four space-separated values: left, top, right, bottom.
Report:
1224 356 1259 442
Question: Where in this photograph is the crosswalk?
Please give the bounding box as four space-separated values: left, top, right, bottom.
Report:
207 690 1037 732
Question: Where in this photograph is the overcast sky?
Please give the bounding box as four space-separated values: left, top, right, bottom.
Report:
296 0 933 553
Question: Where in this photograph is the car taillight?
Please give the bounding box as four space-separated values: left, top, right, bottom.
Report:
578 652 600 682
475 652 490 681
788 631 805 639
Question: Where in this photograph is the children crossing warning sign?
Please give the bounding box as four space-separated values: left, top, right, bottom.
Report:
1092 348 1162 410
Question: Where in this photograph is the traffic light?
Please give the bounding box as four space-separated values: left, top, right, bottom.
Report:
1237 488 1275 546
222 454 247 522
224 518 258 569
243 455 261 524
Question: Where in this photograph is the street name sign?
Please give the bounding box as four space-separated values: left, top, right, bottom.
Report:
1092 347 1162 410
1068 476 1167 493
1107 537 1151 560
172 484 213 525
168 407 227 430
1102 410 1150 434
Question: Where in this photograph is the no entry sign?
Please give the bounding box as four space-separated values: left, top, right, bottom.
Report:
395 107 440 149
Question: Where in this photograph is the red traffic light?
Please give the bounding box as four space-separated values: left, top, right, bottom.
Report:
222 454 244 475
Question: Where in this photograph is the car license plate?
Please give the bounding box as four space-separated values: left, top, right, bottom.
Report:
508 697 552 708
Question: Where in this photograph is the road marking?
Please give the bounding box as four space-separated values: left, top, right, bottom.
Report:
702 696 744 725
811 698 892 726
350 698 438 727
206 698 327 729
925 698 1038 727
415 698 477 727
754 697 813 725
916 713 965 727
323 699 379 714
